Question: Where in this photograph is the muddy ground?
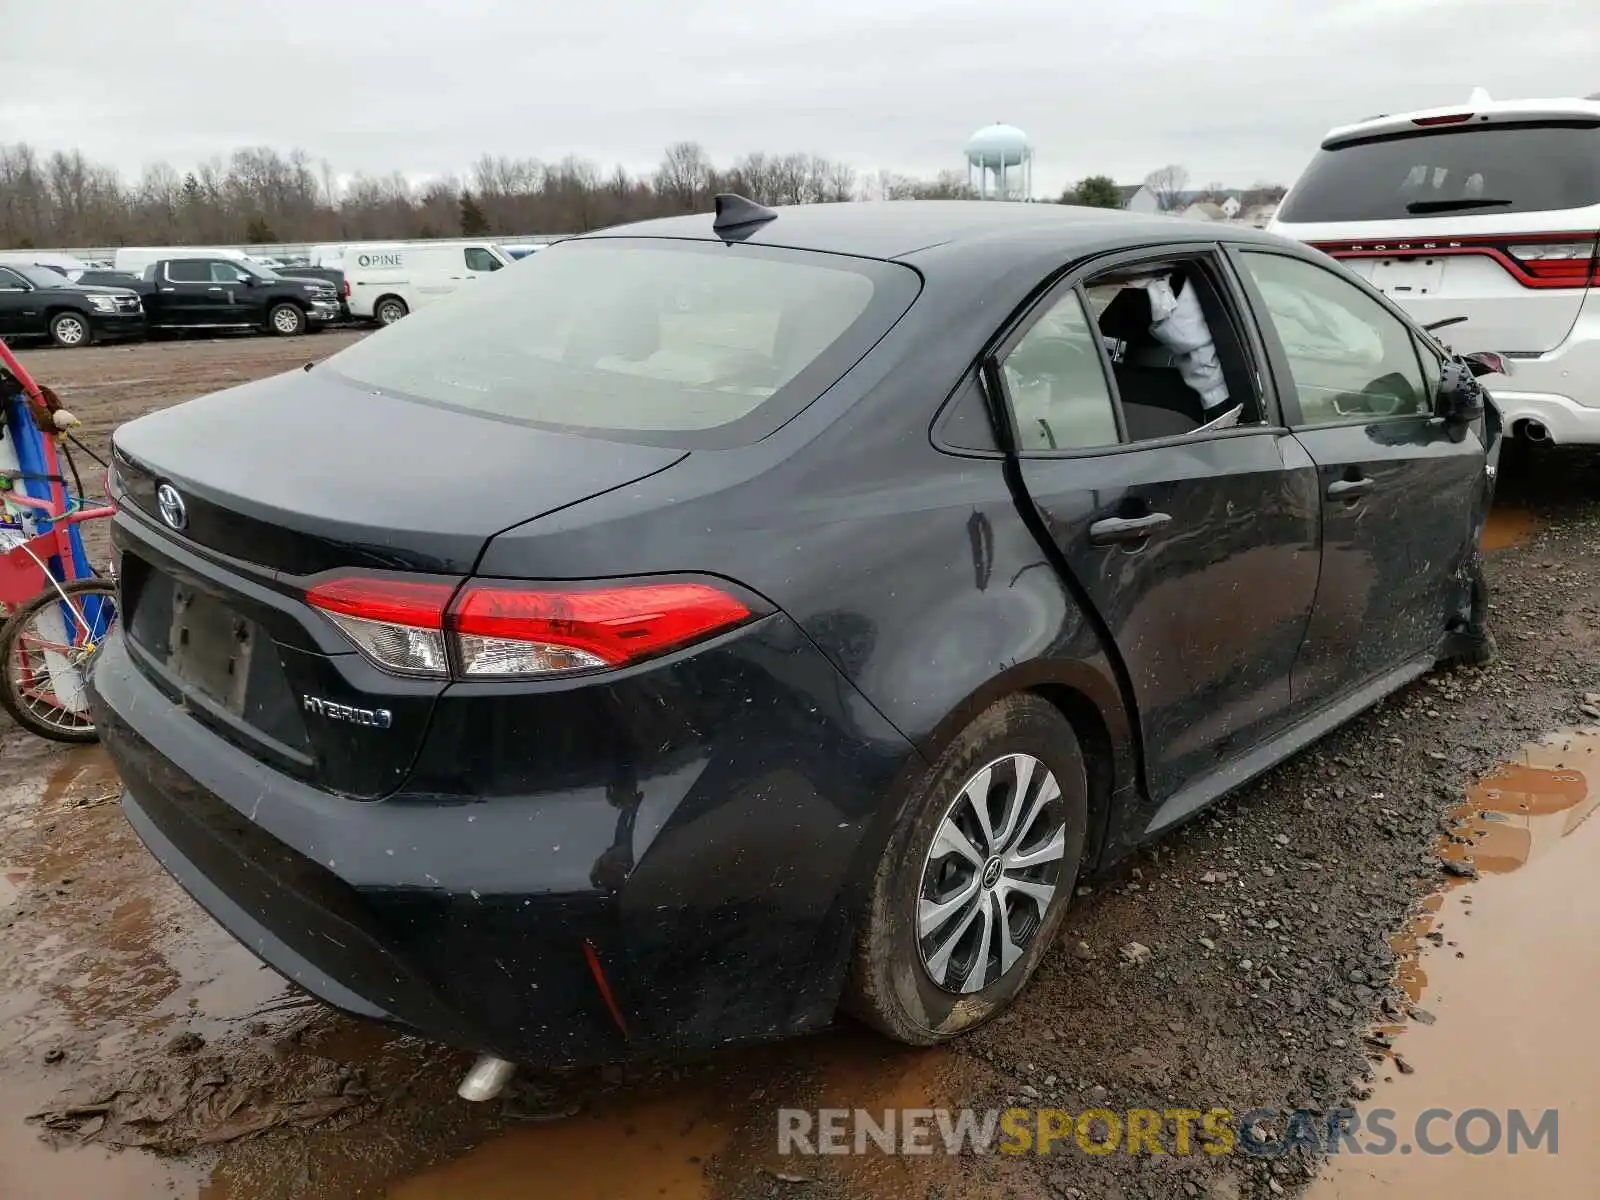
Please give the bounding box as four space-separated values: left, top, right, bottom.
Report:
1 335 1597 1199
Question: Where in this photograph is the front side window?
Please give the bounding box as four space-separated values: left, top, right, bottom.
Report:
464 247 502 272
1000 291 1120 451
1240 252 1429 425
324 238 916 446
210 262 250 283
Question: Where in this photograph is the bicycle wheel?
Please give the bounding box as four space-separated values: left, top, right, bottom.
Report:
0 577 118 743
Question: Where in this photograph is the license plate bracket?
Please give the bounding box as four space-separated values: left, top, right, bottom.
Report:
167 585 256 714
1369 255 1445 299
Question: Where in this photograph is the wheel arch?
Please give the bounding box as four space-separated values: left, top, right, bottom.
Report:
842 658 1136 913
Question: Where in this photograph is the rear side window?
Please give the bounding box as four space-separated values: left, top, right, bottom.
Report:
1000 291 1120 451
325 238 919 448
167 260 208 282
1278 123 1600 223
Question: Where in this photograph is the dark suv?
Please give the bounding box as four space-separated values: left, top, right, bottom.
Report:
0 264 145 347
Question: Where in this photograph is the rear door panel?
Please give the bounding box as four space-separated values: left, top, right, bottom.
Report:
996 244 1322 810
1017 432 1321 804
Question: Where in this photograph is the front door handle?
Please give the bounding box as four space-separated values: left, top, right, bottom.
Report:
1327 477 1373 500
1090 512 1172 545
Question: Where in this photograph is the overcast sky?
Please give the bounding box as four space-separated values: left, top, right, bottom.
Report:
5 0 1596 197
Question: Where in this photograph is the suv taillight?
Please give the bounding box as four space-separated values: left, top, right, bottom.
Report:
306 573 754 679
1503 240 1599 287
1315 233 1599 290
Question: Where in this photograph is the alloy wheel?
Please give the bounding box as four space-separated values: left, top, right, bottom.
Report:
916 753 1067 993
54 317 85 345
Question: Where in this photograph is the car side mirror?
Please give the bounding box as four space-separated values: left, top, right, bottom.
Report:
241 275 257 286
1435 358 1485 425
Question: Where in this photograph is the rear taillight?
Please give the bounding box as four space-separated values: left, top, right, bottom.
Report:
1315 233 1598 290
1504 241 1598 286
341 279 350 299
305 574 754 679
305 576 456 676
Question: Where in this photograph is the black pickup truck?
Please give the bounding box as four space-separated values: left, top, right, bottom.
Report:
0 263 145 347
140 257 341 336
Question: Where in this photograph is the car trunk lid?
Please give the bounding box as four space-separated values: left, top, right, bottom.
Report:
110 367 686 798
112 366 686 576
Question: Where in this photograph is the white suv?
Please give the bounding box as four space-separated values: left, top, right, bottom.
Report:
1271 89 1600 445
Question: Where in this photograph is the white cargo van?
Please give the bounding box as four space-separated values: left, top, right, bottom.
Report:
342 241 511 325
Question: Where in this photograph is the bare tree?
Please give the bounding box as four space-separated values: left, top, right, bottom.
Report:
0 138 1136 249
1143 163 1190 212
655 141 714 213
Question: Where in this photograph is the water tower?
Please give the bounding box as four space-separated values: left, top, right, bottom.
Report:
965 123 1033 200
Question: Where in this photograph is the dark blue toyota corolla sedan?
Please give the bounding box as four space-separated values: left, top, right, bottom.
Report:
90 198 1500 1092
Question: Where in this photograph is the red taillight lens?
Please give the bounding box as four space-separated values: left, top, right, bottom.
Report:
1506 242 1598 286
450 582 752 676
306 574 753 678
341 279 350 298
306 576 456 628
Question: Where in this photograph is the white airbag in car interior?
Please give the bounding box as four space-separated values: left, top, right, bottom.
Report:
1144 276 1230 410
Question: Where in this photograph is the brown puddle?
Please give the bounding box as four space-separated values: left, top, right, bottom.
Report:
1480 506 1545 551
1311 727 1600 1197
379 1030 1034 1200
2 732 1031 1200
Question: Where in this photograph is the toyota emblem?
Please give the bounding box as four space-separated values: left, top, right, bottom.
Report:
156 483 187 531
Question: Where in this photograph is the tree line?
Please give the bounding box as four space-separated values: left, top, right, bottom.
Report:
0 140 1279 250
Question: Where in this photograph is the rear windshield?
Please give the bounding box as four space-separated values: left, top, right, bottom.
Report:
324 237 919 448
1278 122 1600 223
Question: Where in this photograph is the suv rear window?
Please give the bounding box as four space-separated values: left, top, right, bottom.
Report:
325 238 919 448
1278 122 1600 223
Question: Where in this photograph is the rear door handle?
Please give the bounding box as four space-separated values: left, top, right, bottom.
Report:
1327 477 1373 500
1090 513 1172 545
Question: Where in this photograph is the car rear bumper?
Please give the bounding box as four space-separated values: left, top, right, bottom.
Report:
89 614 917 1068
1487 388 1600 444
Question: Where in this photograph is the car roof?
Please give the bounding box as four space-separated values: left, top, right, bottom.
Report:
1321 90 1600 149
576 199 1287 266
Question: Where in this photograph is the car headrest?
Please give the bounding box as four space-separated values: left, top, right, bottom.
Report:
1098 286 1154 343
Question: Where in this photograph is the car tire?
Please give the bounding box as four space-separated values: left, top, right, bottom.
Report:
49 312 92 349
375 297 408 326
267 303 307 337
1438 559 1496 669
844 694 1089 1046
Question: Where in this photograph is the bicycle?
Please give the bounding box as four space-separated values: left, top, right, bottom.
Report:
0 338 118 743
